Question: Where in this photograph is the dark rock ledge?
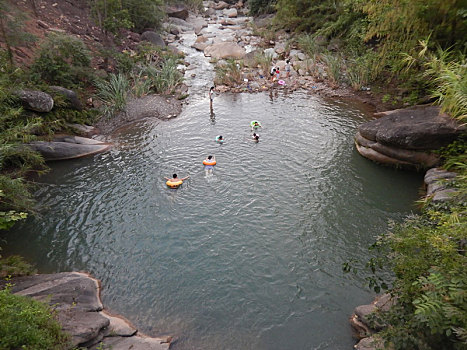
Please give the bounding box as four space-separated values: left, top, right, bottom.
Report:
0 272 172 350
355 105 465 170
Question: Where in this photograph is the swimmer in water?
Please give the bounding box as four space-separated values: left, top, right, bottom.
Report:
251 121 261 130
216 135 224 143
165 173 190 182
204 155 216 175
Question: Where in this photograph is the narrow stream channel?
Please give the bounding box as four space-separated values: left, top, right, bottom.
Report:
5 89 423 349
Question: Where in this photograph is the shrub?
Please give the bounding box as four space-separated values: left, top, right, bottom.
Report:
214 59 243 87
30 33 92 87
94 73 130 119
0 283 70 350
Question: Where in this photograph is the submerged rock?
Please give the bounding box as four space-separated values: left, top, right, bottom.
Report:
355 105 465 170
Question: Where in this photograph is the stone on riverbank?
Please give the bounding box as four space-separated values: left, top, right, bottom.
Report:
95 94 182 135
141 31 166 47
355 105 465 169
166 4 189 20
424 167 459 202
28 136 111 161
204 42 246 59
0 272 171 350
50 86 83 110
15 89 54 112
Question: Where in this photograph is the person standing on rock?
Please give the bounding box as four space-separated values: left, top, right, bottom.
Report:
285 59 291 78
209 86 215 110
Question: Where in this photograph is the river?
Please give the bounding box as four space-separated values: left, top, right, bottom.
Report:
4 87 424 349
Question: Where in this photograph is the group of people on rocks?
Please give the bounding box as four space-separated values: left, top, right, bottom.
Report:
270 59 291 82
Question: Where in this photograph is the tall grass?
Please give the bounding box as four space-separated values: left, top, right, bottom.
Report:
426 58 467 122
297 34 323 58
253 51 273 77
145 57 183 94
94 73 130 119
321 53 343 85
214 59 243 87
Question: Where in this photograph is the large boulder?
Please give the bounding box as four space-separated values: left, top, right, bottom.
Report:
50 86 83 110
1 272 171 350
28 136 111 161
204 42 246 59
355 105 465 169
166 4 189 20
15 89 54 112
141 31 166 47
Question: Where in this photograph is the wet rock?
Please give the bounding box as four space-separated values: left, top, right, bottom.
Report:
354 336 385 350
141 31 166 47
28 136 111 161
50 86 83 110
355 105 465 169
65 123 99 137
186 17 208 34
214 1 229 10
224 8 238 17
424 168 459 201
0 273 171 350
15 89 54 112
204 42 246 59
166 4 189 20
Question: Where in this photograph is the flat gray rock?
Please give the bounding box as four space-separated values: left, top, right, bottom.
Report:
141 31 166 47
28 139 111 161
90 335 170 350
359 106 464 150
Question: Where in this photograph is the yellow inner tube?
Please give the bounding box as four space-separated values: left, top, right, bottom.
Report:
203 160 217 166
166 180 183 188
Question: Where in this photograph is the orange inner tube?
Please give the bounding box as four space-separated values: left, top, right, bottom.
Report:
203 160 217 166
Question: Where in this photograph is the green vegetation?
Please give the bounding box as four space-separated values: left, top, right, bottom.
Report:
30 33 92 88
0 281 70 350
214 59 244 86
90 0 164 34
345 139 467 349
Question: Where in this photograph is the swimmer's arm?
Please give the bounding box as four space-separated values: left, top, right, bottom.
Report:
164 177 170 180
181 176 190 181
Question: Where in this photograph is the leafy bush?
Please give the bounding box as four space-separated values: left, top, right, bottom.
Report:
30 33 91 87
0 283 70 350
249 0 276 15
348 151 467 349
214 59 243 87
0 253 36 277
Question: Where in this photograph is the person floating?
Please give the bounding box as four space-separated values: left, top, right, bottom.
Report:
203 155 216 175
165 173 190 188
250 120 262 130
216 135 224 143
252 133 260 142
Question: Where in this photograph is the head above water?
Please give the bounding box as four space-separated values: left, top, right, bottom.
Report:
173 173 177 178
255 135 259 141
208 155 212 160
219 135 223 139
